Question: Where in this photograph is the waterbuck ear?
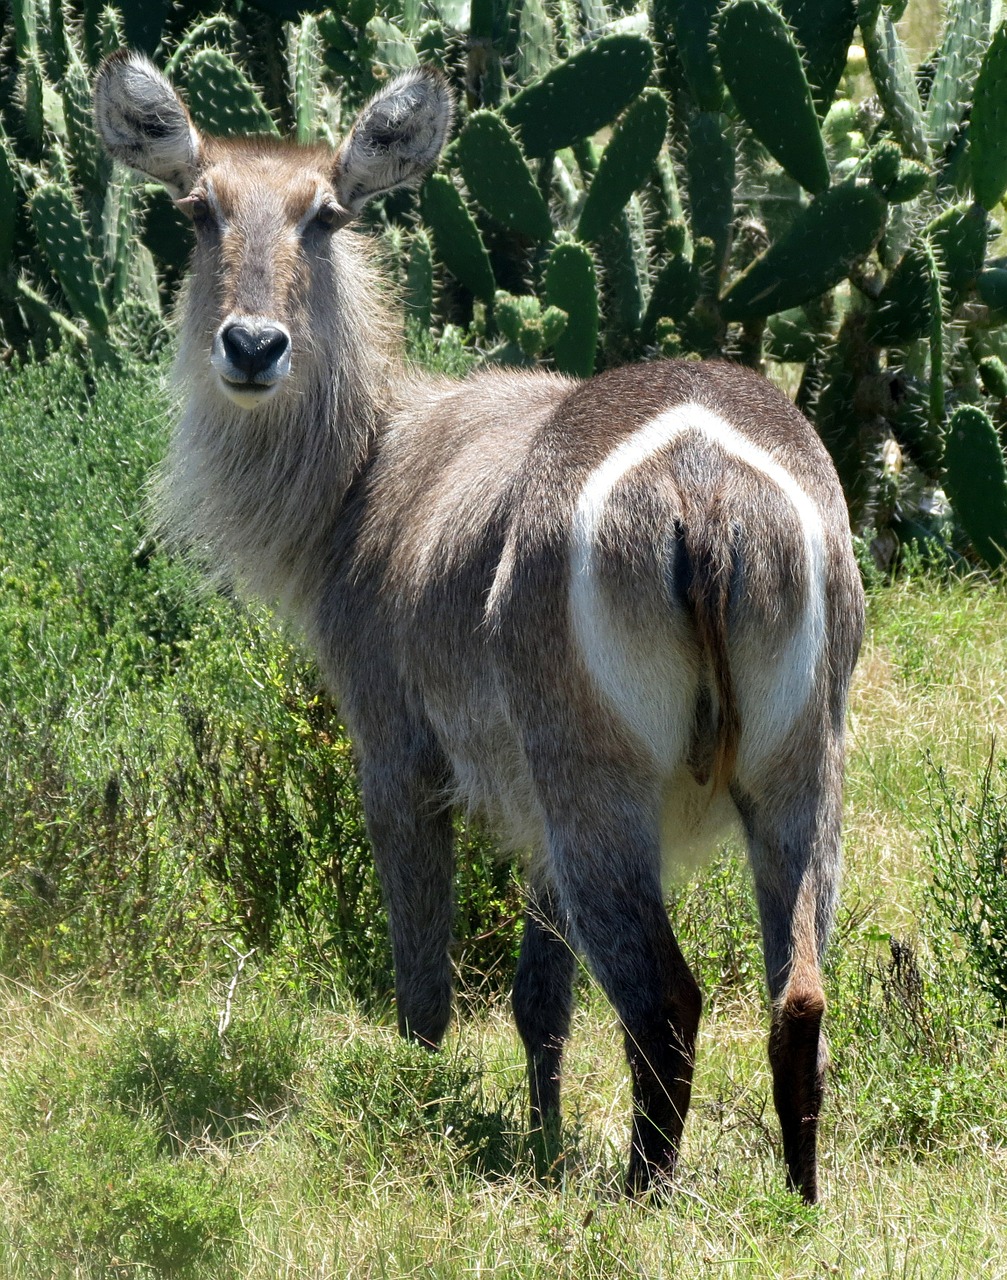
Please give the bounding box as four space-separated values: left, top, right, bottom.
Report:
333 68 453 214
93 50 201 200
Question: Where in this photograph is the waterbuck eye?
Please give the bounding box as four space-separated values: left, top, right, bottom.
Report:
179 192 213 229
312 201 342 231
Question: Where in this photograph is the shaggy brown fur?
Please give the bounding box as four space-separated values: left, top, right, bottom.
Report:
95 54 865 1202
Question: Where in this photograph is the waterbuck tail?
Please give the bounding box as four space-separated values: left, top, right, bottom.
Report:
682 506 740 793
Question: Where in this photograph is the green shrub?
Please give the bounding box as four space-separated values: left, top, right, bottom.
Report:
828 933 1006 1154
927 752 1007 1014
667 847 764 1008
0 352 520 1000
10 1075 242 1277
97 1008 302 1150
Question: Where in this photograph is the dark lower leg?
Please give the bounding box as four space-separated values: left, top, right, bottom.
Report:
391 940 454 1047
571 890 701 1198
512 886 575 1175
371 809 455 1048
769 982 826 1203
624 974 702 1197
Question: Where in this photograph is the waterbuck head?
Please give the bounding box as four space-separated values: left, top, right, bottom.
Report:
94 51 452 410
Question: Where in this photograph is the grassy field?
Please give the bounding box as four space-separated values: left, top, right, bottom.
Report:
2 352 1007 1278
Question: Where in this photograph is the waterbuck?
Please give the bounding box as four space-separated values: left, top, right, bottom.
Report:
94 51 864 1203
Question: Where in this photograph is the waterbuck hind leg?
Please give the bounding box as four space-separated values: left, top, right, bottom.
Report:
547 813 702 1198
511 878 576 1177
357 739 455 1048
619 900 702 1200
742 777 842 1204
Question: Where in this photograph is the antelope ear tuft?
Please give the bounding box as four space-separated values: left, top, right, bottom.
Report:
334 67 453 214
94 50 201 199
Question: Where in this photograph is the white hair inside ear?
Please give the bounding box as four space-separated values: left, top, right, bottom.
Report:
93 50 201 199
334 68 454 214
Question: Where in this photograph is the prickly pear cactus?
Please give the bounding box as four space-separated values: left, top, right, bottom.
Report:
969 20 1007 212
404 229 434 328
292 14 327 144
2 0 1007 570
420 174 496 304
184 48 279 138
397 0 1007 567
30 182 110 336
720 184 889 322
502 34 653 158
457 113 553 241
492 290 567 362
716 0 830 195
942 406 1007 568
543 241 599 378
577 90 668 244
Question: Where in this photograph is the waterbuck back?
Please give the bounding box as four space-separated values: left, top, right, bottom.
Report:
95 52 864 1203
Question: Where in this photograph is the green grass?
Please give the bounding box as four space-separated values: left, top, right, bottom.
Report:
2 353 1007 1277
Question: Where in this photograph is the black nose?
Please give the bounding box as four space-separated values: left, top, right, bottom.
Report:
221 323 290 379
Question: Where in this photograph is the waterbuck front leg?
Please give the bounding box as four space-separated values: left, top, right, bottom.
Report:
740 767 843 1204
356 731 455 1047
512 876 575 1176
546 802 702 1198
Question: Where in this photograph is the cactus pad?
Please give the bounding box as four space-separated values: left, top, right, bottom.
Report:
926 0 991 159
0 136 17 272
867 139 902 192
764 307 818 362
405 229 434 328
716 0 829 195
63 47 107 199
978 266 1007 319
22 50 45 158
502 34 653 159
420 174 496 303
597 201 648 336
543 240 598 377
98 6 126 62
654 0 723 110
685 112 735 282
578 90 668 244
969 19 1007 212
943 404 1007 568
868 242 934 346
860 9 930 163
720 183 887 321
890 378 944 477
142 188 192 277
884 159 929 203
184 48 278 138
457 112 553 242
642 253 697 344
979 355 1007 400
293 15 326 144
516 0 556 83
30 182 109 335
926 202 990 303
494 290 567 358
778 0 857 117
